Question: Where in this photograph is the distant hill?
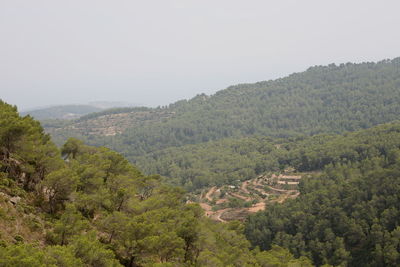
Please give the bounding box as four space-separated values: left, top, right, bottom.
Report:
88 101 141 109
21 101 141 120
20 104 102 120
45 58 400 160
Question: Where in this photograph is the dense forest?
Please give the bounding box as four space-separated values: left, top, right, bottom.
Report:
244 123 400 266
4 103 400 266
46 58 400 162
0 101 312 266
134 136 282 190
133 121 400 192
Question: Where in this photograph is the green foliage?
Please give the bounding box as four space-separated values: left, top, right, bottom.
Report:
76 107 151 122
0 244 49 267
136 122 400 192
45 245 85 267
245 150 400 266
40 169 79 213
7 94 400 266
48 204 89 246
135 136 280 190
61 138 84 159
282 122 400 172
0 99 311 266
0 242 119 267
69 232 121 267
13 235 24 243
0 100 63 190
48 58 400 163
255 245 313 267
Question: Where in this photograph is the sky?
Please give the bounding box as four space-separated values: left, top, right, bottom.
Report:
1 0 400 111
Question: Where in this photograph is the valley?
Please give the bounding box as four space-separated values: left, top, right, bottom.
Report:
3 0 400 265
2 58 400 266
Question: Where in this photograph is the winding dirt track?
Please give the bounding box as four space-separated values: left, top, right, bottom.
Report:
241 180 250 194
211 208 230 223
199 203 213 217
248 202 266 212
204 186 217 201
268 186 297 193
251 179 270 196
229 192 251 201
198 174 301 222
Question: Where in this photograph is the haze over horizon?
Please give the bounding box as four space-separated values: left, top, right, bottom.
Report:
1 0 400 110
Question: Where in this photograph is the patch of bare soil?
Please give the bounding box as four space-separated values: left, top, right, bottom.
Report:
241 180 250 194
204 186 217 201
197 172 304 222
248 202 266 212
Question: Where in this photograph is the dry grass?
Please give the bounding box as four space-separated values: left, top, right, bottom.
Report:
0 192 46 246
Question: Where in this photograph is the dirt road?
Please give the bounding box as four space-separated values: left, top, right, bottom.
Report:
204 186 217 201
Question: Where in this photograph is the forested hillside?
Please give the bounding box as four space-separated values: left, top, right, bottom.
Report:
0 101 312 266
46 58 400 162
134 136 281 190
135 121 400 191
132 119 400 266
4 57 400 266
244 123 400 266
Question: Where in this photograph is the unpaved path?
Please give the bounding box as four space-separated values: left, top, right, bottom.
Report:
211 208 230 223
229 192 251 201
251 179 269 196
270 189 299 203
200 203 213 217
216 198 228 204
248 202 266 212
204 186 217 201
198 174 301 222
267 186 296 194
289 191 300 199
199 202 212 211
241 180 250 194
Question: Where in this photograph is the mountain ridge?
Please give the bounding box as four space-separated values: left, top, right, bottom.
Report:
45 57 400 159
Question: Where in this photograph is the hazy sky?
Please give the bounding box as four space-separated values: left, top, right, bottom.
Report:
1 0 400 110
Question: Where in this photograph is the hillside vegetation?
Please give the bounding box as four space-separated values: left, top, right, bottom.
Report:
5 57 400 266
0 100 312 266
135 122 400 266
244 123 400 266
46 58 400 161
134 121 400 191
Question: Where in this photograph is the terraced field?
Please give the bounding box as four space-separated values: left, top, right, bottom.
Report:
196 172 307 222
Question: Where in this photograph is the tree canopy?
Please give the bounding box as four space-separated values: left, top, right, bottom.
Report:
0 100 310 266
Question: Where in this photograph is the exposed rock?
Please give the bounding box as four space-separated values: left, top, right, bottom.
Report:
9 196 21 205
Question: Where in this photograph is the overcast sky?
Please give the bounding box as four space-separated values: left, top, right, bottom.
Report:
1 0 400 110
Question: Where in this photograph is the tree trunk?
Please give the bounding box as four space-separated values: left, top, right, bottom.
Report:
61 231 66 246
128 255 135 267
108 230 114 243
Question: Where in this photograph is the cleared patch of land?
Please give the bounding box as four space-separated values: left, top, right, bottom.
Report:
46 110 175 137
195 171 309 222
